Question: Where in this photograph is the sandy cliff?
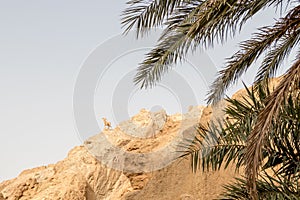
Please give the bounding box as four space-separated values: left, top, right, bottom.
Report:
0 105 238 200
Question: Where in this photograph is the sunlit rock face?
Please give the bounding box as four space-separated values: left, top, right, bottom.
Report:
0 104 240 200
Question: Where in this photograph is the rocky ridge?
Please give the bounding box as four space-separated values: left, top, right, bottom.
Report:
0 105 237 200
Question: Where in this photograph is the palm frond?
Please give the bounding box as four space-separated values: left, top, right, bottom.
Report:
121 0 195 36
255 29 300 84
207 4 300 104
220 173 300 200
180 83 267 173
245 56 300 198
179 122 247 173
133 29 191 88
263 92 300 178
133 0 278 88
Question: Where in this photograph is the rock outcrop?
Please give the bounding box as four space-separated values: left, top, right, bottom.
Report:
0 106 237 200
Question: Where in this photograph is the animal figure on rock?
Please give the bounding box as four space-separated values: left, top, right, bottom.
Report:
102 117 112 130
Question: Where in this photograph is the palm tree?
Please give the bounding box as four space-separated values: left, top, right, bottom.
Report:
180 84 300 199
122 1 300 199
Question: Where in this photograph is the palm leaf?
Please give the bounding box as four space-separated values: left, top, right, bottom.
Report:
207 4 300 104
245 57 300 198
220 173 300 200
121 0 198 36
133 0 279 88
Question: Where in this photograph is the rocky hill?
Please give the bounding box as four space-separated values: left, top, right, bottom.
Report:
0 105 238 200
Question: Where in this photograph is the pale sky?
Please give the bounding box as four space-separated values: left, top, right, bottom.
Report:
0 1 290 181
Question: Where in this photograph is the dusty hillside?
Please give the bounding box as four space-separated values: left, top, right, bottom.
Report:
3 83 269 200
